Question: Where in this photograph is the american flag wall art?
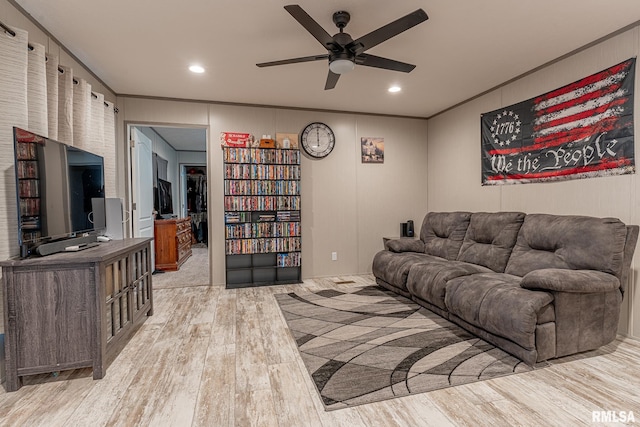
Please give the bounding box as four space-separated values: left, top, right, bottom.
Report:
481 58 635 184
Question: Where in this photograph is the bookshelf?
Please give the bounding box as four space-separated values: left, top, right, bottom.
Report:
223 147 301 288
15 137 42 244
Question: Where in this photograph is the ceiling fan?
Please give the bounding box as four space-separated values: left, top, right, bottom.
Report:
256 5 429 90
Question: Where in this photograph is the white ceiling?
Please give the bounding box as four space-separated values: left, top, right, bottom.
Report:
14 0 640 120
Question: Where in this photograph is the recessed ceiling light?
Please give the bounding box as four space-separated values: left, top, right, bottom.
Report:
189 65 205 74
388 86 402 93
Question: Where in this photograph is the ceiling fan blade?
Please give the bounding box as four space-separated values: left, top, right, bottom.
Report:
347 9 428 55
325 70 340 90
284 5 336 50
257 54 328 68
356 54 416 73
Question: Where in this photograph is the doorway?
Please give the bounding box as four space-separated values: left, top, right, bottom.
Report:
183 165 207 247
127 124 210 288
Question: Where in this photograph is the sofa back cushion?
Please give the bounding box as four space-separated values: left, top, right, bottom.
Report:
420 212 471 260
457 212 525 272
505 214 628 278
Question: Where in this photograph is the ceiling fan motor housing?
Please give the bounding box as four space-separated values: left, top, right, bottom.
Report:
329 50 353 62
332 10 350 29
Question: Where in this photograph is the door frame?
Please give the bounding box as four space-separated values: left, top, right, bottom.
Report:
124 122 211 281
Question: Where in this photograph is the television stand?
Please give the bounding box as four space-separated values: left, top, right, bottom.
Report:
1 238 153 391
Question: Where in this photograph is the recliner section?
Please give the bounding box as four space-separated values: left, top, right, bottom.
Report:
372 211 639 365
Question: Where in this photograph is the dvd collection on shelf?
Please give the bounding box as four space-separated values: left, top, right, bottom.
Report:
224 164 301 180
223 195 301 211
225 222 300 240
15 139 42 243
16 141 37 160
224 180 300 195
223 146 302 287
224 237 301 254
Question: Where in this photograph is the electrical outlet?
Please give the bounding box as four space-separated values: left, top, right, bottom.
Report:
331 252 338 261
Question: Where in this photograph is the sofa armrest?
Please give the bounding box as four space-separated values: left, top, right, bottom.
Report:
386 238 425 253
520 269 620 293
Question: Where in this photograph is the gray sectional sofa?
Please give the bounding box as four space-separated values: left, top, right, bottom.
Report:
372 212 639 365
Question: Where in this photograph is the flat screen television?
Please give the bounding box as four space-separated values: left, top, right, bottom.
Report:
13 127 106 257
156 178 174 217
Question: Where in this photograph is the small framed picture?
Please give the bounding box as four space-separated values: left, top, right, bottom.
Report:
361 137 384 163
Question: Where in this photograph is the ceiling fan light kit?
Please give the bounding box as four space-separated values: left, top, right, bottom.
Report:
256 5 428 90
329 58 355 74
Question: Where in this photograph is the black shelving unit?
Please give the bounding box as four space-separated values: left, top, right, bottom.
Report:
223 147 301 288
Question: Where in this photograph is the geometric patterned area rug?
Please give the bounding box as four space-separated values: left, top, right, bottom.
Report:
275 285 534 410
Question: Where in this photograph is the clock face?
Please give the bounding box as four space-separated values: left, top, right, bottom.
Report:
301 122 335 159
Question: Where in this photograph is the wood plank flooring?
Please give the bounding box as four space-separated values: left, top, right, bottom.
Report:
1 274 639 426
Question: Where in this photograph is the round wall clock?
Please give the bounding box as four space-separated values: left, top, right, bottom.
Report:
301 122 335 159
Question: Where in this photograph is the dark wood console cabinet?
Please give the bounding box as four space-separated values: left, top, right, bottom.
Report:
154 217 192 271
0 238 153 392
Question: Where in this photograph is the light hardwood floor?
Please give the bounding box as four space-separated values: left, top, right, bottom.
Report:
1 274 639 426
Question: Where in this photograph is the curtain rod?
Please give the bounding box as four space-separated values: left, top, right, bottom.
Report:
2 18 117 112
54 62 117 111
1 20 16 37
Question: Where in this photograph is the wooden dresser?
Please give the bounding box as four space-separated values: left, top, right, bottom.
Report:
154 217 192 271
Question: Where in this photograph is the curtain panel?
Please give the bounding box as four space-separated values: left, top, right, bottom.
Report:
0 23 117 260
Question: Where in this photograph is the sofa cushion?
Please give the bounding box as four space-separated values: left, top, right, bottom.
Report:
445 273 554 350
386 238 425 253
505 214 628 278
407 261 493 310
457 212 525 272
521 269 620 293
420 212 471 260
372 250 445 292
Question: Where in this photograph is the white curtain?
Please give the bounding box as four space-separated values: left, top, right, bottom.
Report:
0 22 118 261
103 100 117 198
0 27 29 260
72 77 91 150
46 54 59 140
27 42 47 137
58 65 74 145
89 92 104 156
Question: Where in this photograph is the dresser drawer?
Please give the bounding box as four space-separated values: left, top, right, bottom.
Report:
177 230 191 247
177 219 190 233
178 246 190 263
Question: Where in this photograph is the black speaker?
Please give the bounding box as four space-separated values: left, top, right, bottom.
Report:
406 220 414 237
401 220 415 237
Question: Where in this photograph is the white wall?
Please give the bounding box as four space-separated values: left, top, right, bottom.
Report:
117 98 429 285
178 151 207 165
426 25 640 339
